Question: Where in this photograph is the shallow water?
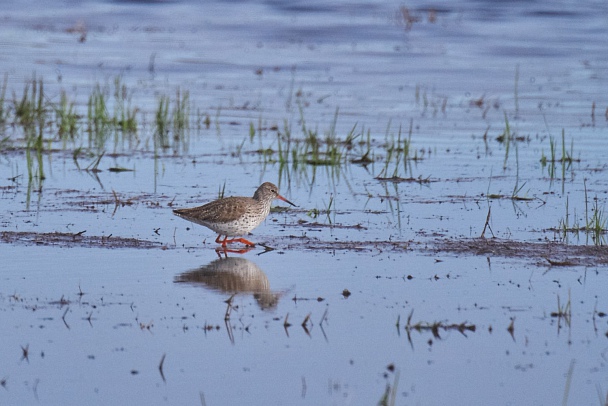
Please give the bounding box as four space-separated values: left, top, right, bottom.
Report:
1 0 608 404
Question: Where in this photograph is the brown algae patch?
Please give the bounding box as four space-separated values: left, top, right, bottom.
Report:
2 228 606 267
272 234 608 267
432 237 608 267
0 231 162 249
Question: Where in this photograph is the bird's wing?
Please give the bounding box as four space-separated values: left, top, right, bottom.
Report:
173 197 251 223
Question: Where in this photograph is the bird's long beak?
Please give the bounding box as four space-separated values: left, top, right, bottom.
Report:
277 194 296 207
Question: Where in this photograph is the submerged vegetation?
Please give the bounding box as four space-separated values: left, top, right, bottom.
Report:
11 75 47 184
553 180 607 245
0 75 202 186
155 87 190 152
0 75 390 177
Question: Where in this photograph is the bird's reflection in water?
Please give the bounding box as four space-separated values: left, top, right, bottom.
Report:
174 256 279 310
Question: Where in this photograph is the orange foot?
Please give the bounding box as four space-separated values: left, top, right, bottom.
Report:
215 235 256 247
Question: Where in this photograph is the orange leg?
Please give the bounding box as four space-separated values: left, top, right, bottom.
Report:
215 235 228 247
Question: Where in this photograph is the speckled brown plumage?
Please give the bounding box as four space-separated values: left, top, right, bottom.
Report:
173 182 295 247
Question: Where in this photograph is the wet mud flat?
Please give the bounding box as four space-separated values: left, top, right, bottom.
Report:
0 230 163 249
3 226 607 268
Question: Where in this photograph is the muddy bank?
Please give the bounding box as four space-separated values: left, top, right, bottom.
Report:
430 237 608 267
3 230 606 266
283 235 608 267
0 231 163 249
